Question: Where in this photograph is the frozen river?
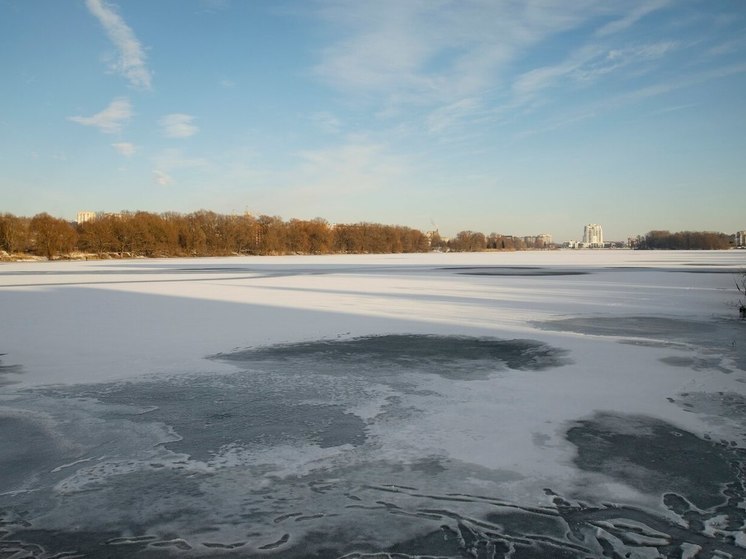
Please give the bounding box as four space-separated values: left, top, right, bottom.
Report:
1 250 745 557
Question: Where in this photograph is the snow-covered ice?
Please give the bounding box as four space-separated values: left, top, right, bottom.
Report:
0 250 744 557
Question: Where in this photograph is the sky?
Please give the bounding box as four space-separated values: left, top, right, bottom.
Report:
1 0 745 241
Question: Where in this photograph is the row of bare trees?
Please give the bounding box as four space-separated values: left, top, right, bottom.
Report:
639 230 733 250
0 213 78 259
1 211 444 259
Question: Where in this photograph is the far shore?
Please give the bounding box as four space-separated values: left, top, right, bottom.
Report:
0 247 661 264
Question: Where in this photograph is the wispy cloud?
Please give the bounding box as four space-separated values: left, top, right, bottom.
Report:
580 42 679 79
158 114 199 138
85 0 152 89
596 0 671 37
112 142 136 156
312 0 611 104
708 37 746 57
512 41 679 100
604 62 746 107
426 98 481 133
153 169 174 186
310 0 691 147
68 97 132 134
646 103 698 116
308 0 690 151
516 62 746 139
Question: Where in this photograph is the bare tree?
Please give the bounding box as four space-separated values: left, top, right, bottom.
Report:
29 213 77 259
0 213 28 254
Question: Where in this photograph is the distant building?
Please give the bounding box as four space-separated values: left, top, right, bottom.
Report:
519 234 552 248
582 224 604 247
736 230 746 248
76 211 96 224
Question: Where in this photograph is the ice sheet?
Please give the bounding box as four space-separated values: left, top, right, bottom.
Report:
1 250 744 557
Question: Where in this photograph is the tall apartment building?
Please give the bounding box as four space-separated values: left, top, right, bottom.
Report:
582 224 604 247
736 230 746 247
76 211 96 224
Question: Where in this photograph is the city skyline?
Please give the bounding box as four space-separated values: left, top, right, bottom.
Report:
1 1 745 241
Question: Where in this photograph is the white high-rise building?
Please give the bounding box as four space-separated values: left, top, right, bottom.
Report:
582 224 604 247
76 211 96 224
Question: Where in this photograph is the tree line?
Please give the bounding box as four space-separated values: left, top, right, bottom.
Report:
2 211 736 260
636 230 733 250
0 211 413 258
0 210 529 259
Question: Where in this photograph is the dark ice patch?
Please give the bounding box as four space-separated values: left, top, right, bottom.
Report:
660 355 697 367
0 354 24 387
537 316 716 338
484 509 569 541
214 334 570 378
0 414 70 493
536 316 745 372
566 412 740 509
660 355 730 372
87 468 207 528
674 391 746 421
0 529 149 559
409 456 447 475
386 525 472 557
618 339 681 349
65 378 367 461
441 266 590 277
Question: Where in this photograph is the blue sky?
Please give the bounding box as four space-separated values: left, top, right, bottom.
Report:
1 0 744 241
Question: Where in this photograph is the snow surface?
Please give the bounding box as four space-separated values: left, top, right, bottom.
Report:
2 250 741 387
1 250 745 557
